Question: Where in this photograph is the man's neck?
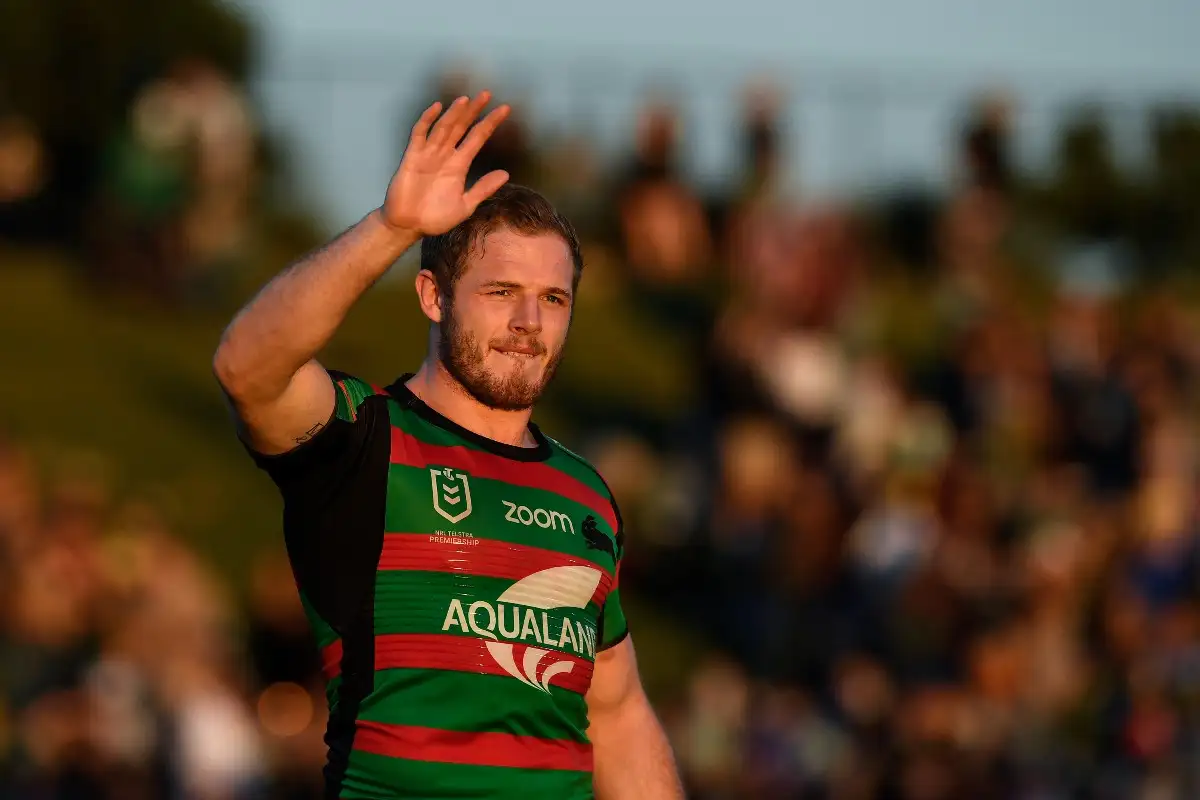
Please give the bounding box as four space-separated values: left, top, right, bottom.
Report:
405 361 537 448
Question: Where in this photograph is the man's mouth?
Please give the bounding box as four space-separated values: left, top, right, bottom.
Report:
494 344 542 357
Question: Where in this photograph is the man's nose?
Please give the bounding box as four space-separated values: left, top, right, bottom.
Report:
509 295 543 335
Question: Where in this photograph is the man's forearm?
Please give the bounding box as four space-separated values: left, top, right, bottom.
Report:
214 209 418 400
591 699 685 800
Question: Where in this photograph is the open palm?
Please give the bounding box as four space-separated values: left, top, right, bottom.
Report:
383 91 511 236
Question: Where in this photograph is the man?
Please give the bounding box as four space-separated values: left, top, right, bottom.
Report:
213 92 685 799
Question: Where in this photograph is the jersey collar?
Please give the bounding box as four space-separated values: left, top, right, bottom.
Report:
384 374 553 463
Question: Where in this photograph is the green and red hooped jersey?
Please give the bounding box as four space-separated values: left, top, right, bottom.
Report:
248 372 628 799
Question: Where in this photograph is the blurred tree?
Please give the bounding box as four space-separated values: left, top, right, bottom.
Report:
1138 108 1200 273
0 0 253 241
1042 109 1133 244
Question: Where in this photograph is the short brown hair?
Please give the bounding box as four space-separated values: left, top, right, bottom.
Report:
420 184 584 297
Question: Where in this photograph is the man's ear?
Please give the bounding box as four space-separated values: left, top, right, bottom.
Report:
415 270 444 324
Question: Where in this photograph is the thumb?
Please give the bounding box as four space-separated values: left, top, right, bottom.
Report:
463 170 510 212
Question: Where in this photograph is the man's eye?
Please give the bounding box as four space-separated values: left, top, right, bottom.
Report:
545 295 564 304
490 289 512 296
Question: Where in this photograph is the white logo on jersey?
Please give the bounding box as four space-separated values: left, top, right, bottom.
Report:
502 500 575 534
431 467 472 524
440 565 601 693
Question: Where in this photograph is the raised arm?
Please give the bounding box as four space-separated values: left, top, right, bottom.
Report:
212 92 511 454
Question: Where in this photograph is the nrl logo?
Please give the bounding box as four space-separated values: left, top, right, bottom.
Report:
431 466 472 524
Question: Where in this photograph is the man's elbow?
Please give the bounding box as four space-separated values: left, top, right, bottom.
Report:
212 338 263 403
214 356 260 413
212 345 240 395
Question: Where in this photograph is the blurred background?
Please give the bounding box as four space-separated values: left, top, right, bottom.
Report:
3 0 1200 797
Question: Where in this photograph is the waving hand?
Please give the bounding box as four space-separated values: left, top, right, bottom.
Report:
382 91 512 236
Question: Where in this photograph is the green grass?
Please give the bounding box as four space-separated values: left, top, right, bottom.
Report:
0 253 278 582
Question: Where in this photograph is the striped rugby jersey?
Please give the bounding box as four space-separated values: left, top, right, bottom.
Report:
248 372 627 799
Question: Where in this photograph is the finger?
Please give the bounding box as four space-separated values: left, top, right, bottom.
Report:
463 170 510 211
409 101 443 146
455 104 511 162
428 95 470 147
445 90 493 147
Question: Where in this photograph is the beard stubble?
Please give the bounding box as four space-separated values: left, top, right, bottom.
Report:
438 303 566 411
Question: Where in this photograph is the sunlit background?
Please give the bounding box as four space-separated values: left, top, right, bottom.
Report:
3 1 1200 797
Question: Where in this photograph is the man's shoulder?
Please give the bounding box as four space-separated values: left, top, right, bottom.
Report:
541 435 628 562
542 434 615 501
543 434 596 471
328 371 392 424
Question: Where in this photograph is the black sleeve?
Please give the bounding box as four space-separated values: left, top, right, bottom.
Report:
247 404 372 487
248 391 390 638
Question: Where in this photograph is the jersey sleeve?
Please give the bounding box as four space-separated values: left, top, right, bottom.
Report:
247 371 390 637
247 370 377 480
599 573 629 651
329 372 379 425
598 500 629 651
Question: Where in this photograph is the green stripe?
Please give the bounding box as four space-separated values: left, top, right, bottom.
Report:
386 401 496 450
342 750 593 799
384 464 618 567
299 589 338 648
599 586 628 649
374 571 599 651
543 440 611 498
333 374 377 421
359 668 589 742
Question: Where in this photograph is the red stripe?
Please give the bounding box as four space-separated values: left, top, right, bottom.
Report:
336 381 357 421
322 640 343 681
321 634 595 694
354 720 593 772
390 428 618 532
379 533 613 604
376 633 594 693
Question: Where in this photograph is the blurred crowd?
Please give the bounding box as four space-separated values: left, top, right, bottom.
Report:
580 88 1200 799
0 438 330 799
6 42 1200 800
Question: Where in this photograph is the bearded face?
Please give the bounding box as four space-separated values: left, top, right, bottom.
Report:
434 230 574 411
438 298 566 411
